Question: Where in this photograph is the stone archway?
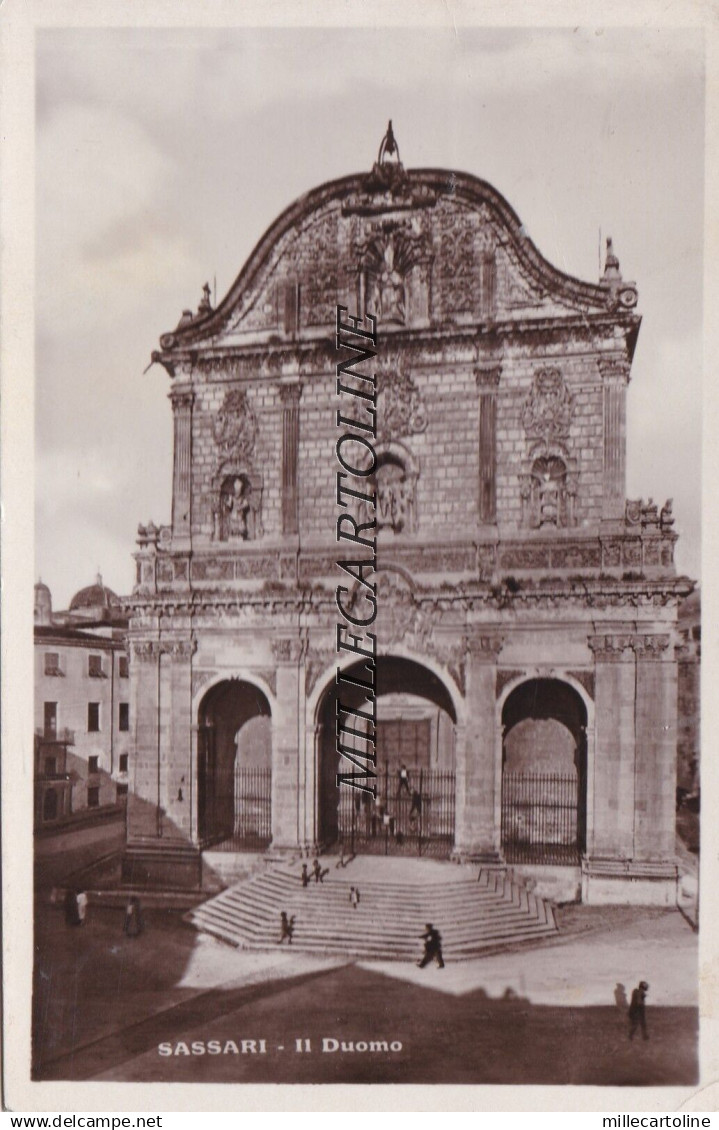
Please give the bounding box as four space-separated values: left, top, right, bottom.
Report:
500 678 587 864
316 655 457 856
197 680 272 848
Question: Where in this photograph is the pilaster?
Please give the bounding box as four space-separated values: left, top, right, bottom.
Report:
454 628 503 859
280 381 302 535
270 636 306 848
170 388 194 540
476 365 501 525
599 359 629 521
587 633 636 859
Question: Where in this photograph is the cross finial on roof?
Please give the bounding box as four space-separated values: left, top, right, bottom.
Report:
378 120 401 166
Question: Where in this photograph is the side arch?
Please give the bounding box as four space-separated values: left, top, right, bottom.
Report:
197 678 273 848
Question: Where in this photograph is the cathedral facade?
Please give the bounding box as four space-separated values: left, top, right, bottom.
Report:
124 130 691 902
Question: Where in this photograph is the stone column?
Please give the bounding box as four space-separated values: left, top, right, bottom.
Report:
280 382 302 535
475 366 501 525
599 358 629 521
587 633 636 859
270 637 305 849
633 634 676 860
454 629 503 860
170 388 194 540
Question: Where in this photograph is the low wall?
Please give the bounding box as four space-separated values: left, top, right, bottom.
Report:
34 808 126 887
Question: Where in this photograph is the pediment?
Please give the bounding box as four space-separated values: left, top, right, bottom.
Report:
156 167 634 356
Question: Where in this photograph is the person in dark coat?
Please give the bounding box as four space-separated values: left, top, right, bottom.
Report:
312 858 325 884
628 980 649 1040
417 923 445 969
300 863 310 888
123 895 144 937
397 764 411 796
278 911 295 944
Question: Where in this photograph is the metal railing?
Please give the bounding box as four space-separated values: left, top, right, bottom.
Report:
501 770 582 865
337 765 456 857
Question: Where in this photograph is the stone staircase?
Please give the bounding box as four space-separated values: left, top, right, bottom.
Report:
185 858 558 960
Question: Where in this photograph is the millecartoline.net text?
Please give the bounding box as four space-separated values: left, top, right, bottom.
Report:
334 304 379 796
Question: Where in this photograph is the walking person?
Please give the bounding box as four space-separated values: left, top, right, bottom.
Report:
312 857 325 884
278 911 295 945
123 895 144 937
628 981 650 1041
75 889 88 926
300 863 310 888
349 886 360 910
417 923 445 969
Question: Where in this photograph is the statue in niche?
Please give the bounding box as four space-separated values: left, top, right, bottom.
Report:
375 456 416 533
214 472 262 542
367 238 406 324
523 455 575 529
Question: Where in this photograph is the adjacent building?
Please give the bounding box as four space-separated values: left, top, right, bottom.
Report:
34 577 131 828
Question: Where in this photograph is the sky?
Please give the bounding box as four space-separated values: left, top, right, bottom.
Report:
35 25 704 609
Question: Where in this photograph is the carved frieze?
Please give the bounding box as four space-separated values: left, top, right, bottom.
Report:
499 546 550 570
550 543 601 569
190 559 234 582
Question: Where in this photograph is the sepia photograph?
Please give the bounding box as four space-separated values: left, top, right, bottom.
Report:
2 1 714 1111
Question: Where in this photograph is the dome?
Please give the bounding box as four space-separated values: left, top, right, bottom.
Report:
69 572 120 612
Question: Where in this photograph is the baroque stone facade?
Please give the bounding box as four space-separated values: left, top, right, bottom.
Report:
125 129 693 902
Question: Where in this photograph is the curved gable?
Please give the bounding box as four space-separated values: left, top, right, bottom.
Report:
158 166 637 353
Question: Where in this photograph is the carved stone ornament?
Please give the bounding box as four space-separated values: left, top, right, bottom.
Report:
464 631 504 661
305 647 336 696
566 669 596 699
521 368 575 445
213 389 258 467
588 633 670 661
192 669 218 699
496 669 527 698
253 668 278 697
132 638 196 662
377 363 427 441
132 640 161 662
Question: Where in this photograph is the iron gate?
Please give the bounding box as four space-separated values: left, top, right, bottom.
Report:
337 765 455 857
208 767 272 851
501 771 581 865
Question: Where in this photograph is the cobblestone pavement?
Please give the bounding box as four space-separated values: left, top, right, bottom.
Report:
33 902 698 1086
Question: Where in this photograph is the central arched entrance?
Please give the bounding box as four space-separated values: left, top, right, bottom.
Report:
198 680 272 849
500 678 587 865
317 655 457 856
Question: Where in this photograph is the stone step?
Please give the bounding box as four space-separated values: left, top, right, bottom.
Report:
186 862 558 960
